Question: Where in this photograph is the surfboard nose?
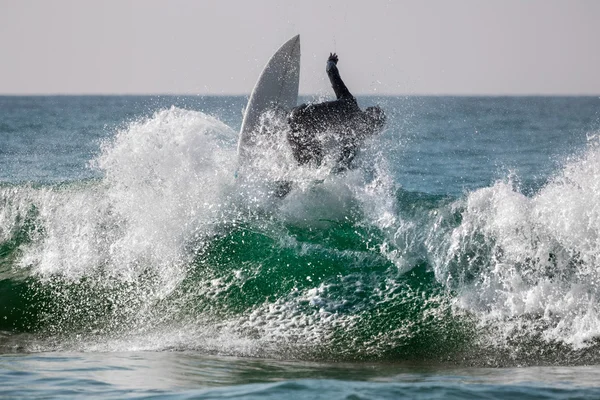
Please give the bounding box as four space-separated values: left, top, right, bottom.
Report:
279 35 300 59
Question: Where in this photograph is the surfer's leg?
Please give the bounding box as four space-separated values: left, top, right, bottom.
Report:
288 104 308 133
287 128 323 166
287 105 323 166
335 137 358 172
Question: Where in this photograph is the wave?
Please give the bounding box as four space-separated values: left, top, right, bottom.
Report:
432 137 600 354
1 108 600 365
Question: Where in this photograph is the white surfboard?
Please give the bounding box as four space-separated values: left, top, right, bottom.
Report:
237 35 300 168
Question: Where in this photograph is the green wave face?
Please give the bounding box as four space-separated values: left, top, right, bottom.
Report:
0 179 470 361
3 106 600 367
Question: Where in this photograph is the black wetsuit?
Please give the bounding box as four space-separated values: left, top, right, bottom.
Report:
287 56 371 169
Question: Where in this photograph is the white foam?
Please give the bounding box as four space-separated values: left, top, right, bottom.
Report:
1 105 424 355
14 107 237 294
435 138 600 348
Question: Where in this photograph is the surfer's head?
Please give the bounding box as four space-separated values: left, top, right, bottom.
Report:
365 106 386 133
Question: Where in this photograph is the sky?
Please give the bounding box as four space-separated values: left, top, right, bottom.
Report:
1 0 599 95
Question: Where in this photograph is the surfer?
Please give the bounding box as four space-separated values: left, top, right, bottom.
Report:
287 53 386 170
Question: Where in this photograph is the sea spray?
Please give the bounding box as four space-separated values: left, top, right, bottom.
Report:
0 108 241 336
432 136 600 355
2 102 600 365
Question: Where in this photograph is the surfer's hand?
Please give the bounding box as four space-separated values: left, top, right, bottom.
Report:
328 53 338 64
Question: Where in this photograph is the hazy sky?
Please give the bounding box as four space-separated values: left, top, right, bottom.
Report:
1 0 599 95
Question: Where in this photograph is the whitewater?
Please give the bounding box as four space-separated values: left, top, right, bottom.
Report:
1 95 600 398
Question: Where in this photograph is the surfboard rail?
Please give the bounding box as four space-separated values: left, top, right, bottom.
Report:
237 35 301 166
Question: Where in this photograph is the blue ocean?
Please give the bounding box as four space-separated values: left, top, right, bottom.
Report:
1 95 600 399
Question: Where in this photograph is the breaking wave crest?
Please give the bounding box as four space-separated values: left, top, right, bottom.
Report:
2 108 600 365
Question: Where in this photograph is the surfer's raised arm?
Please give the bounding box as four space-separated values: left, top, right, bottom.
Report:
287 48 385 170
326 53 353 100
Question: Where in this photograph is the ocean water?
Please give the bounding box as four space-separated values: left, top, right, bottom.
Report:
1 95 600 398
